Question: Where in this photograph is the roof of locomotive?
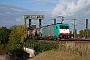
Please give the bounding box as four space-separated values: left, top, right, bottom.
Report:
56 23 69 26
42 23 69 28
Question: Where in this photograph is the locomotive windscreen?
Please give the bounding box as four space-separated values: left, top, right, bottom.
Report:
60 26 69 29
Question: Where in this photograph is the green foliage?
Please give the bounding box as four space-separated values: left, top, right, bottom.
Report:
0 44 4 50
70 31 73 38
88 30 90 38
6 43 23 56
24 39 59 52
24 38 38 48
79 30 84 38
10 25 18 30
0 27 11 44
79 29 90 38
34 42 59 52
6 25 27 56
0 27 11 54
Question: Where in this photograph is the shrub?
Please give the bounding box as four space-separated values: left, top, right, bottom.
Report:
24 39 59 52
6 43 23 56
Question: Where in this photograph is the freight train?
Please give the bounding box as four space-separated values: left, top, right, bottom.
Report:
27 23 70 40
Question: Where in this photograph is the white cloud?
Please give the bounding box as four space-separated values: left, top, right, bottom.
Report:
52 0 90 16
51 0 90 30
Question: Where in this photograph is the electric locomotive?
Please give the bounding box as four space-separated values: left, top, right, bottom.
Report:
42 23 70 39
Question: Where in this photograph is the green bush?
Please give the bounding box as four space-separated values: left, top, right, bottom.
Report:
24 39 59 52
24 38 38 48
0 27 11 44
7 48 23 56
6 43 23 56
0 44 4 50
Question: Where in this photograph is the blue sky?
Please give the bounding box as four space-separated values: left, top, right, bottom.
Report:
0 0 90 31
0 0 59 10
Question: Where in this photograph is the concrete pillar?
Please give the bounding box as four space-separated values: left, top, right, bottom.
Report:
29 19 31 27
39 19 42 28
24 19 26 27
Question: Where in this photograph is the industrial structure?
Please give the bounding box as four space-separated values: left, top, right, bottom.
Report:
24 15 44 28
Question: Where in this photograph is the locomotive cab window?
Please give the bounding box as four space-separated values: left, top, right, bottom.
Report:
60 26 69 29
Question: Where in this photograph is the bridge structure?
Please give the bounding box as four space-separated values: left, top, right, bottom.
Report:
24 15 44 28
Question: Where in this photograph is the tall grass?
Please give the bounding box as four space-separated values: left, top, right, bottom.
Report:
58 41 90 60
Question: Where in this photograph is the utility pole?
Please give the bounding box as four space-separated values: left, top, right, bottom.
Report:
72 19 76 39
86 19 88 38
54 18 56 25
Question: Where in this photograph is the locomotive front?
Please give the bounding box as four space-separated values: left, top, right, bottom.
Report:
59 24 70 39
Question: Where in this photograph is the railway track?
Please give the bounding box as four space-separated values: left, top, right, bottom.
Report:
38 38 90 42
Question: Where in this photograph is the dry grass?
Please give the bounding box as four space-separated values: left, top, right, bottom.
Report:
28 41 90 60
29 49 81 60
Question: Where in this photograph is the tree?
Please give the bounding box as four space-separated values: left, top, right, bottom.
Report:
79 29 90 38
10 25 18 30
79 30 84 38
7 25 27 56
0 27 10 44
88 29 90 38
9 25 27 43
16 25 27 43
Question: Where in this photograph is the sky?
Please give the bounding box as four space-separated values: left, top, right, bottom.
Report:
0 0 90 31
